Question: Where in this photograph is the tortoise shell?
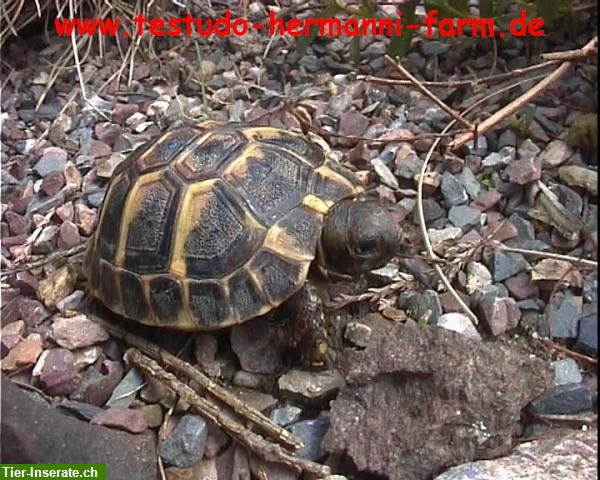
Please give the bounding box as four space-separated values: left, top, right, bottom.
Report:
84 121 363 330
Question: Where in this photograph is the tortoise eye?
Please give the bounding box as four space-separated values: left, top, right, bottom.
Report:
356 238 377 255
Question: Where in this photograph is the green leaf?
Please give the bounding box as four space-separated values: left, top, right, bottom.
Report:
480 0 513 18
386 0 417 58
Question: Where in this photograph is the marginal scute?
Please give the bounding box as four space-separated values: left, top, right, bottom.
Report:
119 268 149 321
149 275 182 325
97 173 131 262
228 269 266 323
187 280 231 328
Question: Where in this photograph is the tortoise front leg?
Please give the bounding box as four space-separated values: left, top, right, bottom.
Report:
278 283 330 367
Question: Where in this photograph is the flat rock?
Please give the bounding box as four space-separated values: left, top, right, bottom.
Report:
91 408 147 434
323 316 551 480
338 111 369 137
278 370 344 406
37 265 77 310
52 315 109 349
56 399 104 421
160 414 208 468
434 430 596 480
1 376 157 478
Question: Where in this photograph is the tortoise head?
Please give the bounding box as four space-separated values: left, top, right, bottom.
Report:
319 199 399 277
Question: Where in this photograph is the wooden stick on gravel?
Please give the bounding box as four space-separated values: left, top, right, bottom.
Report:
88 314 302 452
127 349 331 478
450 36 598 151
497 245 598 269
384 55 475 130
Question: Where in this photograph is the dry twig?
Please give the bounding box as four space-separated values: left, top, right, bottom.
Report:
384 55 474 129
451 36 598 151
88 314 302 452
127 349 330 478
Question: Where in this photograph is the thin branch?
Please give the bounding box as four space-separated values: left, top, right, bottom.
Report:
384 55 474 130
451 36 598 151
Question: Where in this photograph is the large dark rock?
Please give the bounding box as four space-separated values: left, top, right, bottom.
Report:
1 375 157 479
323 316 552 480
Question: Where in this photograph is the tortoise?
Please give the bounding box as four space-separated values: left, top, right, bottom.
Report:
84 121 399 361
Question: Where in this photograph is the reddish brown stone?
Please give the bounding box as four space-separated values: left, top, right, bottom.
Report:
91 408 147 434
5 211 30 236
40 171 66 196
40 348 81 396
75 203 97 236
15 271 38 296
504 272 539 300
1 334 43 372
58 221 81 248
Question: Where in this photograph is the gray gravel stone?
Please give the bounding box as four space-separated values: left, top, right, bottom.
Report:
34 147 67 176
546 291 582 339
344 322 372 348
441 172 468 207
160 415 208 468
493 250 529 282
278 370 344 406
448 205 481 232
575 313 598 357
106 367 145 409
408 290 443 324
529 383 594 415
508 214 535 242
552 358 583 386
269 405 302 427
287 412 329 461
458 167 481 200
